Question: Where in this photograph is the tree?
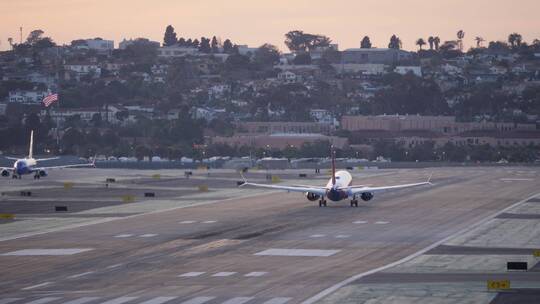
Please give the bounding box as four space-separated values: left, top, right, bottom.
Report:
433 36 441 50
26 30 44 45
388 35 402 49
211 36 219 53
284 30 331 52
177 37 186 46
360 36 372 48
163 25 177 46
199 37 211 53
475 36 485 48
508 33 523 48
192 39 199 48
223 39 234 53
254 43 280 66
428 36 434 50
457 30 465 51
416 38 426 50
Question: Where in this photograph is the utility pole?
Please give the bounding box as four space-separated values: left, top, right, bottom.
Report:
20 27 23 44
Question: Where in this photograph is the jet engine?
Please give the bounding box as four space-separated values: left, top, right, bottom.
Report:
306 192 321 201
38 170 48 177
360 192 374 201
1 169 9 177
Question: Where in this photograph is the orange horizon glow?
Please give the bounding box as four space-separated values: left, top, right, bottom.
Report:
1 0 539 52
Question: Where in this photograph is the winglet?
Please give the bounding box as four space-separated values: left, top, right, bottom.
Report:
91 155 97 168
427 172 434 184
239 171 248 187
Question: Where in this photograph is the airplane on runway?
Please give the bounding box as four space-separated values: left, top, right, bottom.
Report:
1 130 95 179
240 150 432 207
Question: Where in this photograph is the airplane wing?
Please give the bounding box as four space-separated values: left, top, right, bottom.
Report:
4 157 19 160
0 167 14 171
35 157 96 171
240 181 328 196
346 174 433 195
35 157 60 162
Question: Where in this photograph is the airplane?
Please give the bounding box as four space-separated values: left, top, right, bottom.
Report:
240 150 432 207
1 130 95 179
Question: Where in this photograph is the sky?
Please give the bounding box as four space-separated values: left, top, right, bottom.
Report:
1 0 540 52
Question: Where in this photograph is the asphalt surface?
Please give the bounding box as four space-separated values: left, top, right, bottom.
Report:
0 167 539 304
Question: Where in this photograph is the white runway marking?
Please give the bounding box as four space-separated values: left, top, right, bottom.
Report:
179 221 196 224
309 234 325 238
62 297 101 304
68 271 94 279
178 272 205 277
255 249 340 257
137 297 177 304
106 264 122 269
335 235 351 239
139 234 158 238
97 297 138 304
221 297 254 304
22 297 60 304
211 272 236 277
3 249 92 256
202 221 217 224
21 282 54 290
0 298 22 304
353 220 367 224
179 297 215 304
374 221 389 225
114 234 133 238
244 271 268 277
261 298 292 304
500 178 534 181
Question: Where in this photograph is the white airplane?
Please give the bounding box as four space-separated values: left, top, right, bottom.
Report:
240 151 432 207
1 130 95 179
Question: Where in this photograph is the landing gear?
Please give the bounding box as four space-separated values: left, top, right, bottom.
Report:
350 200 359 207
33 174 40 180
12 174 19 179
318 199 327 207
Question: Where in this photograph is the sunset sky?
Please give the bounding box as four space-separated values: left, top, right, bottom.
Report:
1 0 539 52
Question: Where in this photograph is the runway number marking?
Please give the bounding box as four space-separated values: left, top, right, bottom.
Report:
255 248 341 257
178 272 206 277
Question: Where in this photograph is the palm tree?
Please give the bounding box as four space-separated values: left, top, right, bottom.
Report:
416 38 426 50
508 33 523 48
433 36 441 50
475 36 485 48
428 36 434 50
457 30 465 51
7 37 13 49
388 35 402 50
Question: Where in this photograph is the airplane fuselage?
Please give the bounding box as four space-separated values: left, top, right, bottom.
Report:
13 158 37 176
324 170 352 201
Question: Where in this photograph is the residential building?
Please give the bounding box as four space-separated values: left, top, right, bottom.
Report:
211 133 348 150
236 121 333 135
64 63 101 80
394 66 422 77
74 39 114 53
157 46 199 58
277 71 302 84
341 48 413 65
8 90 47 104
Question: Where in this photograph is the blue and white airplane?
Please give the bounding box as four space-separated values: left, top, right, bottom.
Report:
1 130 95 179
240 150 432 207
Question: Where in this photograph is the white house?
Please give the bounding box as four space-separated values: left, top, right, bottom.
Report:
64 63 101 80
394 66 422 77
191 107 226 121
8 90 47 104
208 84 231 99
237 45 258 57
277 71 302 84
74 39 114 53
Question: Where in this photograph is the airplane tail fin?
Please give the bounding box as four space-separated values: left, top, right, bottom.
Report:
331 146 336 186
28 130 34 159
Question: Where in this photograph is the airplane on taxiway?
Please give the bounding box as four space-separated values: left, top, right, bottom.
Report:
1 130 95 179
240 150 432 207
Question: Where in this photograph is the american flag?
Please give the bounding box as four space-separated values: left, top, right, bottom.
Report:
42 93 58 107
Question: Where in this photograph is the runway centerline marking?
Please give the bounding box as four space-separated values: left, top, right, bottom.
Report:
179 297 215 304
202 221 217 224
22 297 61 304
179 221 196 224
309 234 326 238
221 297 254 304
68 271 94 279
114 234 133 238
139 234 158 238
255 249 341 257
335 235 351 238
353 220 367 224
2 249 93 256
211 272 236 277
137 297 177 304
62 297 101 304
21 282 54 290
178 272 205 277
97 297 138 304
261 298 292 304
244 271 268 277
374 221 389 225
106 263 122 269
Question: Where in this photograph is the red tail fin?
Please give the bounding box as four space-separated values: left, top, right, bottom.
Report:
331 147 336 186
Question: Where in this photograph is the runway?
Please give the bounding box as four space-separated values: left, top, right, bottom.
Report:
0 167 539 303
